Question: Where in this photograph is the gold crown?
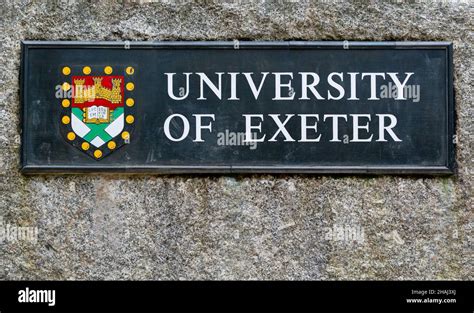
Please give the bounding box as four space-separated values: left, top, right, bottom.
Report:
74 77 122 104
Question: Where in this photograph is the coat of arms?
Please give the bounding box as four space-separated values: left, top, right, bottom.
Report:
58 65 135 159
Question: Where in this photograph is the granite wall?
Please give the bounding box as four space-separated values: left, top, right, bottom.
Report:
0 0 472 280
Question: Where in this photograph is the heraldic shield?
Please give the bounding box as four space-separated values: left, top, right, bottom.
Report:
59 65 136 160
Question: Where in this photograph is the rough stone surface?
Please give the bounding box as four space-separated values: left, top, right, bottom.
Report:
0 0 472 280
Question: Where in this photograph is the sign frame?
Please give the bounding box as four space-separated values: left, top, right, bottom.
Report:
20 41 455 175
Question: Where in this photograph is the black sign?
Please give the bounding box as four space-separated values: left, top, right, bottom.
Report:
20 41 454 174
